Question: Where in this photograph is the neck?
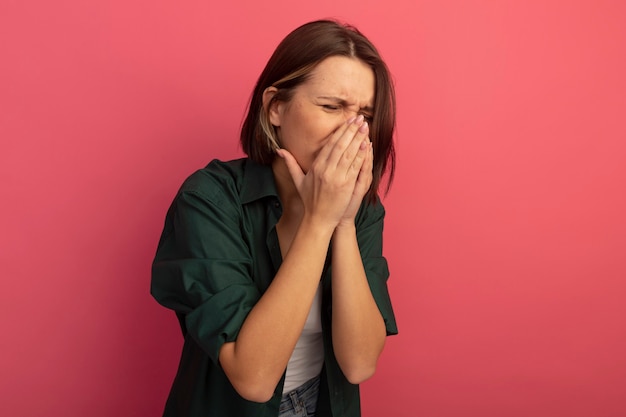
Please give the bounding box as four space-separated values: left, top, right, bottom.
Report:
271 158 303 218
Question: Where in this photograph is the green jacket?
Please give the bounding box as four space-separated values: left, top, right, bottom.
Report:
151 158 397 416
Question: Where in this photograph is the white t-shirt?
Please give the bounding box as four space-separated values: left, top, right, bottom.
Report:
283 283 324 393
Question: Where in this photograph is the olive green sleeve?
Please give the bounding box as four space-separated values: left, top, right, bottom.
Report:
355 198 398 336
151 176 261 365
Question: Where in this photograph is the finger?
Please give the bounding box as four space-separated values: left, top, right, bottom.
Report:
354 142 374 194
326 116 365 168
276 148 304 188
363 140 373 173
359 141 374 182
336 121 370 177
318 116 363 165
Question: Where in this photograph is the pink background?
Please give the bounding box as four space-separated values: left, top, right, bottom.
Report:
2 1 625 416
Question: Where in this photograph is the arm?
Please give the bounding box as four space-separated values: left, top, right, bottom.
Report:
330 138 389 383
218 216 333 402
219 117 372 401
331 222 387 384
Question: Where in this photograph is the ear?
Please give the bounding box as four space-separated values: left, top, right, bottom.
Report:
262 86 282 127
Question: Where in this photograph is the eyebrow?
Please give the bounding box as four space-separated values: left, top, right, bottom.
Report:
317 96 374 113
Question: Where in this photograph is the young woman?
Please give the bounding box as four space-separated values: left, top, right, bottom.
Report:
151 19 398 417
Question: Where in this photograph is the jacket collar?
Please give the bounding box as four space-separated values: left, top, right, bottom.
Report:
240 159 279 204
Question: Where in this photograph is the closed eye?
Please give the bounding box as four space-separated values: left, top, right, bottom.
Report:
322 105 340 110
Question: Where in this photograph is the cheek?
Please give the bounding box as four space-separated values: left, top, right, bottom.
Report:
280 108 344 151
315 115 346 141
293 121 335 148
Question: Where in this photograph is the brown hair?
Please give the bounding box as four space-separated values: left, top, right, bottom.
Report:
240 19 396 202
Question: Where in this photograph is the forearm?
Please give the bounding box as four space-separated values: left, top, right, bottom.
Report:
331 223 386 384
219 216 333 402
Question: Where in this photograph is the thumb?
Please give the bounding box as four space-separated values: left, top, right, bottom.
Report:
276 148 304 188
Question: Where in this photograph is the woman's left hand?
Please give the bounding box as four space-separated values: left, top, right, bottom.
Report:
337 132 373 228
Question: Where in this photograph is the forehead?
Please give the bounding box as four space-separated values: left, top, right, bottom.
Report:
301 56 375 106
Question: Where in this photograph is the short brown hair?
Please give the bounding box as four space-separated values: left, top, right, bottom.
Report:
240 19 396 202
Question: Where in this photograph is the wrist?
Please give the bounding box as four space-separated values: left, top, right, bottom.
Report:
333 221 357 238
300 213 337 241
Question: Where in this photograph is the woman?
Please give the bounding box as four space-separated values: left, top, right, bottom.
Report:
151 19 398 417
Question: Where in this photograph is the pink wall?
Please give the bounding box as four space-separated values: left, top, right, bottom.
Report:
2 1 625 416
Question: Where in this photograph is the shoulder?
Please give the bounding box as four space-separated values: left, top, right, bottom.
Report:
179 158 248 205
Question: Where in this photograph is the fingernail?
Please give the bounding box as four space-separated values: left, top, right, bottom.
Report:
356 114 364 124
358 121 368 133
347 116 356 124
360 139 368 150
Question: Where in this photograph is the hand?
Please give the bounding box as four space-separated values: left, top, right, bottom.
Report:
276 116 371 229
338 131 373 228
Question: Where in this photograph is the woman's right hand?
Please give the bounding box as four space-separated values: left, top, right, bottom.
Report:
276 115 371 229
